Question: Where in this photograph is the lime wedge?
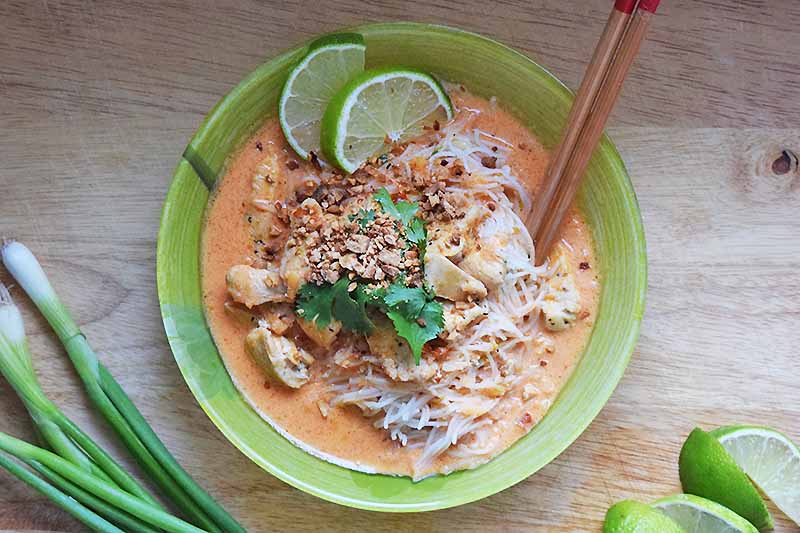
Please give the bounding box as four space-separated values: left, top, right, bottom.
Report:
603 499 684 532
653 494 759 533
711 425 800 527
320 67 453 173
679 428 773 531
279 33 365 160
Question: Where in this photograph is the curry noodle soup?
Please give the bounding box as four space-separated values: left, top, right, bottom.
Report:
202 90 600 480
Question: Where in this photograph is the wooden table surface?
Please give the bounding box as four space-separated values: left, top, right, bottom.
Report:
2 1 799 531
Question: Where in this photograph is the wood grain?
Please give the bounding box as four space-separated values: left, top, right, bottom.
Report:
1 1 799 531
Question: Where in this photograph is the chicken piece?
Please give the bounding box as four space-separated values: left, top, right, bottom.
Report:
279 241 310 301
441 302 487 340
297 317 341 349
366 315 413 361
263 303 295 335
226 265 286 308
250 152 291 244
424 252 487 301
540 248 581 331
366 315 437 382
427 221 465 258
291 198 324 231
245 323 314 388
474 205 533 262
223 301 256 326
459 249 507 289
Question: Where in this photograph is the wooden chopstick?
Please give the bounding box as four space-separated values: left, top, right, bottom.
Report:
525 0 637 245
533 0 661 264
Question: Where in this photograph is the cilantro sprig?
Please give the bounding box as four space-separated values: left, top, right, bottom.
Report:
374 187 428 258
348 208 376 229
374 188 419 226
383 283 443 363
296 278 374 334
296 278 443 365
295 188 442 364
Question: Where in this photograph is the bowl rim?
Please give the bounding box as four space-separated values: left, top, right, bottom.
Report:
157 21 647 512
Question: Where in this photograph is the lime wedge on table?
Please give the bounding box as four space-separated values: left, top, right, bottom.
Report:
320 67 453 173
279 33 365 160
711 425 800 527
653 494 759 533
679 428 773 531
603 499 684 532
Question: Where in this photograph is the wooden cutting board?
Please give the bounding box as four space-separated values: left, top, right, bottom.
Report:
1 0 798 531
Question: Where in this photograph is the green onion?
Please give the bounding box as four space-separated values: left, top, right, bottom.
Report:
27 460 159 533
0 451 125 533
0 281 159 506
0 432 206 533
2 239 245 533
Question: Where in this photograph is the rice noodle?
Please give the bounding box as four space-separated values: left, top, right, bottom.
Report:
324 116 553 479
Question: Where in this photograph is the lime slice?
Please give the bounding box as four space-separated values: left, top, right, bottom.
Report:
320 67 453 173
711 425 800 526
279 33 366 160
679 428 773 531
653 494 759 533
603 499 685 532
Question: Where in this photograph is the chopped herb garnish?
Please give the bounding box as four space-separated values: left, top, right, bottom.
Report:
384 283 427 318
296 281 338 326
296 278 374 334
295 277 443 364
372 187 428 258
295 189 442 363
348 208 377 229
386 300 444 364
383 281 443 363
405 217 427 260
374 187 418 226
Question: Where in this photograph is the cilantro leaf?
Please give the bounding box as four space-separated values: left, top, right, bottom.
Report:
405 217 426 245
384 283 427 318
296 279 374 334
374 187 418 226
357 208 375 228
357 284 388 311
295 283 336 327
386 300 444 364
349 208 376 229
395 202 419 227
332 283 374 334
405 217 427 260
383 280 444 364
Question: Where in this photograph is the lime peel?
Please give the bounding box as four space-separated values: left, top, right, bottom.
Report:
603 499 684 533
279 33 366 160
712 425 800 527
653 493 759 533
679 427 773 531
321 67 453 173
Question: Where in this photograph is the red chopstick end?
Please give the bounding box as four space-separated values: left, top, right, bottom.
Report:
614 0 637 14
638 0 661 13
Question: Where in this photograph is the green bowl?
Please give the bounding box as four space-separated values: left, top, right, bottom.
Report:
157 22 647 512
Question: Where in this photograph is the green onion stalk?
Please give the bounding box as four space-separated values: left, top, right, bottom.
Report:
0 451 126 533
1 239 245 533
0 433 206 533
0 282 159 510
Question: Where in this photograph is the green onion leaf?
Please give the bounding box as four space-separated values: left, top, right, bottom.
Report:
2 240 245 533
0 451 126 533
